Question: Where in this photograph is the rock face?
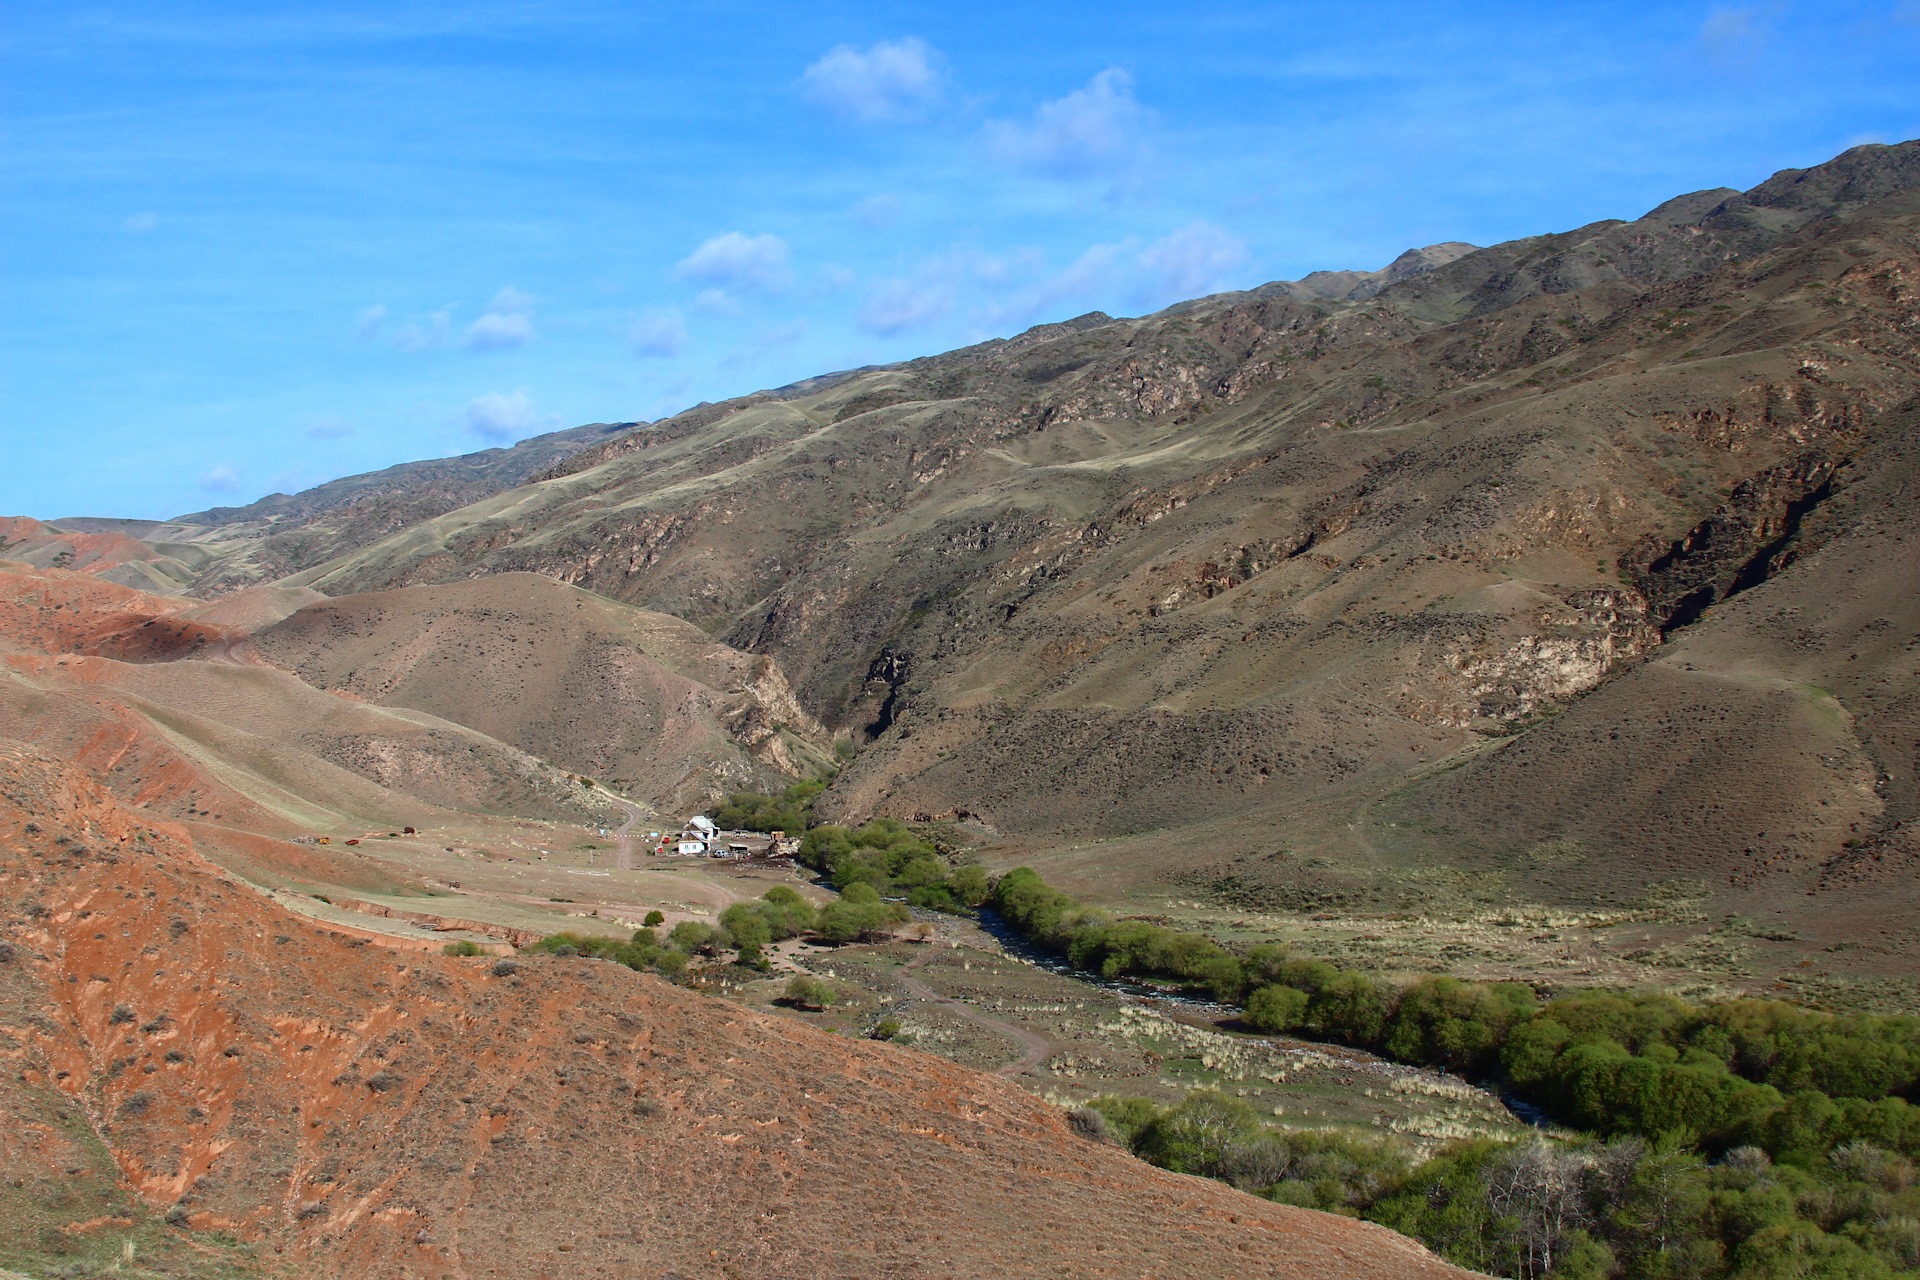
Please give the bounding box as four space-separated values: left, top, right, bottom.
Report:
0 740 1478 1279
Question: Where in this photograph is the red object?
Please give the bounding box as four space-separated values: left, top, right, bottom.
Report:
345 839 360 846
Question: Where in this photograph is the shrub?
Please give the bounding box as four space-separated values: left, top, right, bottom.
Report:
643 910 665 927
668 921 717 955
441 940 484 957
784 975 836 1010
1135 1091 1263 1178
1247 983 1309 1033
813 881 910 943
1068 1107 1113 1143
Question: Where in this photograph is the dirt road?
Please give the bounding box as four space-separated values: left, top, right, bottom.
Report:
900 949 1054 1078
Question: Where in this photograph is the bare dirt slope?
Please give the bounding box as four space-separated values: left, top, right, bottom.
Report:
0 740 1476 1280
252 573 834 808
0 563 613 831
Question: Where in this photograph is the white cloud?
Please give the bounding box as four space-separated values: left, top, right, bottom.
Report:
487 285 534 313
628 309 686 359
864 223 1251 341
802 37 945 122
395 307 452 352
125 212 158 233
307 417 352 440
200 464 241 493
693 288 742 316
674 232 792 293
464 311 533 351
355 305 386 343
980 68 1153 186
464 389 548 442
860 277 954 336
816 263 857 294
1133 222 1250 308
462 286 535 350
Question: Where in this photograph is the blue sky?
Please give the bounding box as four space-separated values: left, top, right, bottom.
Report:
3 2 1916 521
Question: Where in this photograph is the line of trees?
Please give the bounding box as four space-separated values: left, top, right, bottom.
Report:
994 867 1920 1276
712 785 992 912
526 884 827 972
1087 1090 1920 1279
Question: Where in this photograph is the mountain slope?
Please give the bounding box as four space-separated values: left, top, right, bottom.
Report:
0 739 1475 1280
210 141 1920 974
252 573 834 807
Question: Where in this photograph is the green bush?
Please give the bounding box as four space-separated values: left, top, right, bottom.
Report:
815 880 910 943
441 940 485 957
709 780 826 834
523 929 683 979
783 974 836 1010
643 909 665 927
1246 982 1308 1033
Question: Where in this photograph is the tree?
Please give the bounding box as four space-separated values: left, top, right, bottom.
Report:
669 920 717 954
1479 1141 1594 1280
1136 1091 1262 1178
643 910 665 927
719 903 774 952
783 974 836 1010
1247 983 1309 1033
949 865 991 907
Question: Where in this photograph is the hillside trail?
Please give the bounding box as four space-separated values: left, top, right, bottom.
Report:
208 634 264 666
598 791 652 870
900 946 1054 1078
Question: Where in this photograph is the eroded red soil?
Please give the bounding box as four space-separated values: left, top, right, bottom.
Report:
0 741 1475 1278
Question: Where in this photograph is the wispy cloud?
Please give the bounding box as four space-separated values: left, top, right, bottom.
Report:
465 312 533 350
803 37 946 122
395 307 452 352
674 232 792 293
464 389 548 441
979 68 1154 191
355 304 386 343
861 221 1252 339
307 417 352 440
124 212 157 233
628 309 687 359
1133 222 1250 308
859 275 956 336
464 286 534 350
199 464 241 493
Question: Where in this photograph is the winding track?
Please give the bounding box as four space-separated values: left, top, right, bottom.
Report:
899 948 1054 1078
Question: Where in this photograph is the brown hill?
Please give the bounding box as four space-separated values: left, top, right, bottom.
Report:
202 144 1920 959
0 517 217 596
252 573 835 808
0 563 613 833
0 739 1474 1279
